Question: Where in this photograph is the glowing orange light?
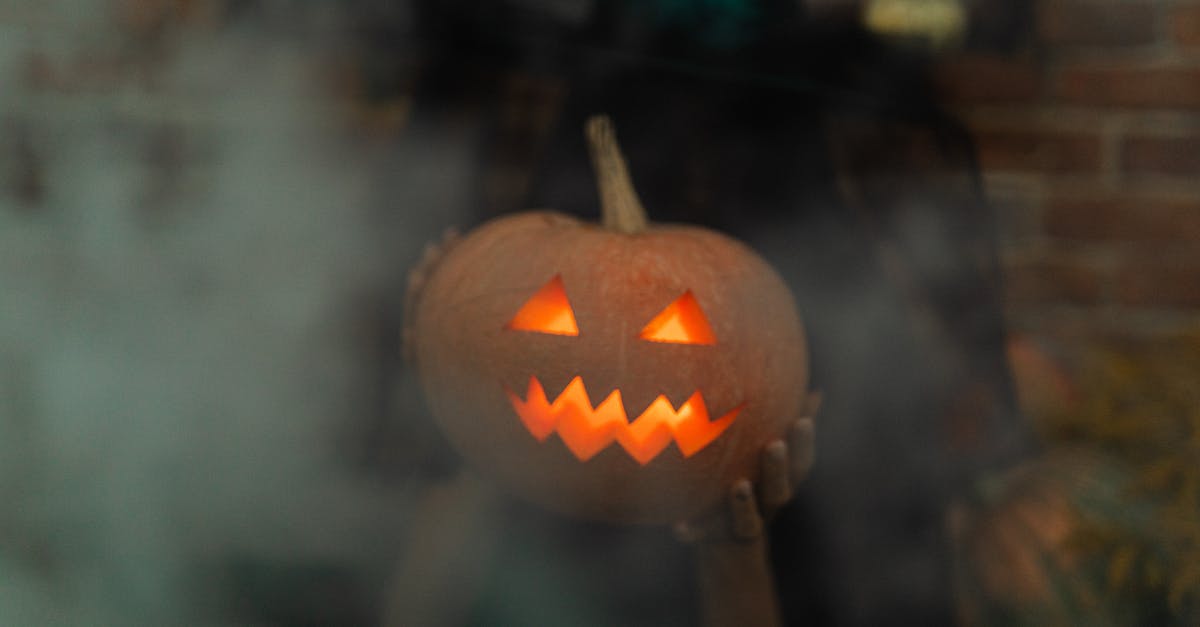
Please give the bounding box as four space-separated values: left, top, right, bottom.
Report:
505 275 579 336
506 376 741 465
638 291 716 345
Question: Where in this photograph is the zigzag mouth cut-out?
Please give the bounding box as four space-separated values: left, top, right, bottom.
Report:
505 376 743 465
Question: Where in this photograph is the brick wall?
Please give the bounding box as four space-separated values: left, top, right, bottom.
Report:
936 0 1200 353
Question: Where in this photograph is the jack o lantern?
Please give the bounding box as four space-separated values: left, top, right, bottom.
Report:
411 116 809 523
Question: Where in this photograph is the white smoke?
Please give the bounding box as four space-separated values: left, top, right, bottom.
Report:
0 4 468 624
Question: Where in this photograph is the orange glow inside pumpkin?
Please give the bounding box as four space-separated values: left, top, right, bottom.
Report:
639 291 716 345
505 275 579 336
506 376 742 465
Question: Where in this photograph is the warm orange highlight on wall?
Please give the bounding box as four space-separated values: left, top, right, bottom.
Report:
506 375 740 465
639 291 716 345
505 275 579 336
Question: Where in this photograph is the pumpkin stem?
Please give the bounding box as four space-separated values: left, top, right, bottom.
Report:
586 115 649 234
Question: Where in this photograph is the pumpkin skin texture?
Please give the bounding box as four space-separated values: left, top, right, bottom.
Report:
412 211 808 523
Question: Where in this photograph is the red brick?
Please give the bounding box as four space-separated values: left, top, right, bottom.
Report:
1121 135 1200 176
1055 66 1200 109
975 130 1102 174
1171 5 1200 48
1045 195 1200 242
1004 258 1105 305
934 57 1042 104
1115 256 1200 307
1037 1 1157 47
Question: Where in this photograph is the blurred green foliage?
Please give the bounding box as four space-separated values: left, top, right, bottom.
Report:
1041 332 1200 623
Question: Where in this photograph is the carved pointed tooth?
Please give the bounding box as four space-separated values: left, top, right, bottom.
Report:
526 376 546 403
556 403 618 461
507 377 557 441
617 396 676 464
674 404 742 457
681 391 707 416
616 422 673 465
508 378 743 464
552 376 593 412
594 388 627 423
628 396 675 430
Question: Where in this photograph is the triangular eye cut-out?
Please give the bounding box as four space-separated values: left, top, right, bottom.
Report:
505 275 579 336
639 291 716 345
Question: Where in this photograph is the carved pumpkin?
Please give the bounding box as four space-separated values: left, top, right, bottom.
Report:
411 116 809 523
